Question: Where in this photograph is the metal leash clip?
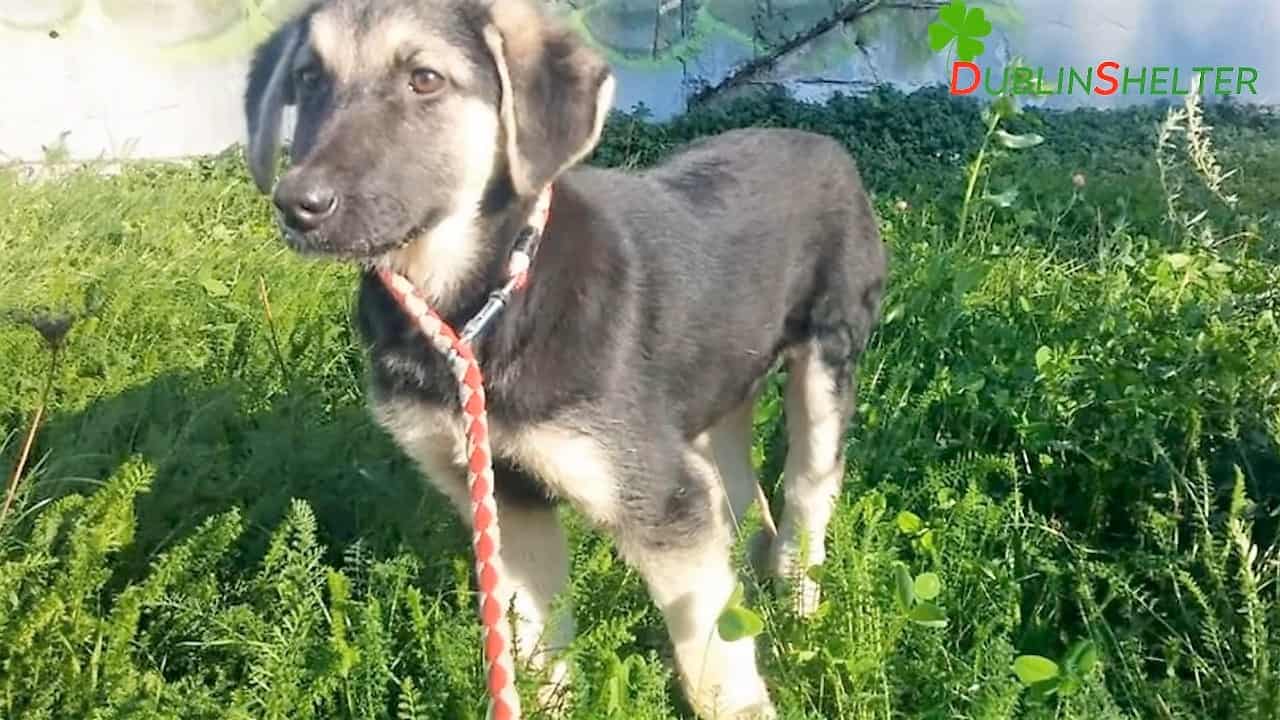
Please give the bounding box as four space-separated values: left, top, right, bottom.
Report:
458 225 543 344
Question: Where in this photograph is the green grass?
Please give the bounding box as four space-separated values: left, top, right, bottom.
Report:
1 87 1279 719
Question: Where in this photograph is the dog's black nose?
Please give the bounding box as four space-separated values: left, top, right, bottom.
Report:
274 176 338 232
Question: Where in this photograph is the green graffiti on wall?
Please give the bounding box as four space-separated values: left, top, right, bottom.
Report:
0 0 1019 74
561 0 947 71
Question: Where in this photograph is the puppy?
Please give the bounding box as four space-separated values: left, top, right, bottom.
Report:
244 0 887 716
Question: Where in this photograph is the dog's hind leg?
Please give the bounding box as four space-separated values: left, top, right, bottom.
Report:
619 445 776 719
697 398 781 577
766 180 885 616
696 399 762 532
770 334 860 617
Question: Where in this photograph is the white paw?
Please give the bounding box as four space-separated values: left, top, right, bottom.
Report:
689 684 775 720
528 655 573 716
682 641 773 720
729 701 779 719
771 541 824 617
792 575 822 618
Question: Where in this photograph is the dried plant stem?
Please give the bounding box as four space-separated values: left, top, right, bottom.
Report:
754 482 779 539
258 276 292 385
2 347 60 526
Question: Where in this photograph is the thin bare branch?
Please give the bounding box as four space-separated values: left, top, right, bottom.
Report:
687 0 946 108
652 0 662 59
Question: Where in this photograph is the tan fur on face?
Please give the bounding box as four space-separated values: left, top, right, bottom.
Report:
308 5 479 88
305 9 357 82
372 94 499 303
308 7 504 302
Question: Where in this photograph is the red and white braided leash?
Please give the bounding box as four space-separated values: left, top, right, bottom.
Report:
376 188 553 720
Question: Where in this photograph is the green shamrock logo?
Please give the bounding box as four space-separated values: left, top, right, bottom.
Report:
928 0 993 61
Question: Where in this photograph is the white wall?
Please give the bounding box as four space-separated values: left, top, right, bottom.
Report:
0 1 304 163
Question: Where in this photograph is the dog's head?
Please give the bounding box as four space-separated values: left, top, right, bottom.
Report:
244 0 614 298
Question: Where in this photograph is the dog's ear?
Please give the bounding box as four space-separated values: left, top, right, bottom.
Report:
481 2 615 196
244 20 306 193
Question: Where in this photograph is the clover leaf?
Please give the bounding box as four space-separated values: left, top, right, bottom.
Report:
928 0 994 62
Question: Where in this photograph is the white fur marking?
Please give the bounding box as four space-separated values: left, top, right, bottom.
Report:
622 477 775 719
490 504 576 707
372 397 471 510
702 400 760 531
374 400 619 531
495 420 620 527
773 345 847 616
374 396 577 706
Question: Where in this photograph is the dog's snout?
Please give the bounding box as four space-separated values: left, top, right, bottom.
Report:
274 175 339 232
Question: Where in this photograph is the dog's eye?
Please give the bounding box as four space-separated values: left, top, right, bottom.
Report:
295 67 322 91
409 68 446 96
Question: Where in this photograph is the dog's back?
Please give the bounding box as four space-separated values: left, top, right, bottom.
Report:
551 127 887 438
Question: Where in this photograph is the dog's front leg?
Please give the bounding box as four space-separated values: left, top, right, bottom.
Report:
424 467 575 710
426 477 575 711
373 405 574 711
485 492 576 712
618 447 776 720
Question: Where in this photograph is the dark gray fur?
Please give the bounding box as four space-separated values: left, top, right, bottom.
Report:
358 132 885 544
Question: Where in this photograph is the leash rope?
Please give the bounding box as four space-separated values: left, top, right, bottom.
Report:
376 188 552 720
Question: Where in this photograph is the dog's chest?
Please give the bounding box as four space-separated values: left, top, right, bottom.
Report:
357 274 621 520
370 394 621 523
